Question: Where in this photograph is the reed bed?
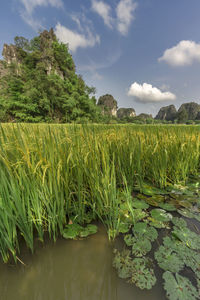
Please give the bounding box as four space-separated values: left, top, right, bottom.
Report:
0 123 199 262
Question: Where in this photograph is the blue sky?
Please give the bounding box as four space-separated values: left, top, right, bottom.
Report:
1 0 200 116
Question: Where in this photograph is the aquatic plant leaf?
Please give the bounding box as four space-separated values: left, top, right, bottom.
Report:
163 271 199 300
177 208 194 218
118 222 131 233
62 223 83 239
151 209 172 222
172 227 200 250
131 238 152 257
113 249 132 279
79 224 98 237
129 258 156 290
155 245 184 273
159 203 176 211
171 217 187 228
133 222 158 241
148 217 169 229
132 209 148 223
124 234 135 246
133 199 149 209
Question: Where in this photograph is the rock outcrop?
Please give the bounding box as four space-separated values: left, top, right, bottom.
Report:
117 108 136 119
138 113 153 119
196 111 200 120
178 102 200 120
155 105 177 121
97 94 118 117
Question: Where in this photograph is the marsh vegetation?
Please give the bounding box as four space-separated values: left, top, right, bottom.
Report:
0 124 199 299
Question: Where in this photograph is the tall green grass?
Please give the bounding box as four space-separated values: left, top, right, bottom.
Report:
0 124 199 262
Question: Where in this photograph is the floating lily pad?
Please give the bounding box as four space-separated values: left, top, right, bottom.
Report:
113 249 132 279
159 203 176 211
133 199 149 209
163 271 199 300
148 217 169 229
151 209 173 222
172 226 200 250
124 234 135 246
155 245 184 273
172 217 187 228
131 238 152 257
177 208 194 218
129 258 156 290
133 222 158 241
63 223 97 239
79 224 98 238
118 222 131 233
132 209 148 223
62 223 83 239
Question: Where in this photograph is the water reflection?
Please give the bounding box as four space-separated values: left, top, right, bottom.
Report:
0 225 166 300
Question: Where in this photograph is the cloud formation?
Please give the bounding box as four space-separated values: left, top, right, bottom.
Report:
55 23 100 52
116 0 137 35
159 40 200 66
128 82 176 103
19 0 63 29
91 0 113 28
91 0 137 35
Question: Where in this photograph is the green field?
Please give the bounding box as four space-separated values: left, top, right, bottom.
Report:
0 124 199 263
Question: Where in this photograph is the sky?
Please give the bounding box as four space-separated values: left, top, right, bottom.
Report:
0 0 200 116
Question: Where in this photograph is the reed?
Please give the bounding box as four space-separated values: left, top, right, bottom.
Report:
0 123 199 262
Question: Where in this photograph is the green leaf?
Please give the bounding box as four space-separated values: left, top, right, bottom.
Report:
124 234 135 246
171 217 187 228
118 222 131 233
113 249 132 279
129 258 157 290
151 209 173 222
62 223 83 239
163 271 199 300
159 203 176 211
79 224 98 238
172 227 200 250
133 199 149 209
131 238 152 257
133 222 158 241
155 245 184 273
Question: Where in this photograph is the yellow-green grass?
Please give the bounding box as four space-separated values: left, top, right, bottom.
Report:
0 124 199 262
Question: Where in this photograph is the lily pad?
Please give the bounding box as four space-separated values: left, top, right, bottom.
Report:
124 234 135 246
62 223 83 239
131 238 152 257
159 203 176 211
129 257 156 290
79 224 98 237
133 199 149 209
172 226 200 250
155 245 184 273
148 217 169 229
113 249 132 279
163 271 199 300
177 208 194 218
63 223 97 239
133 222 158 242
132 209 148 223
151 209 173 222
118 222 131 233
171 217 187 228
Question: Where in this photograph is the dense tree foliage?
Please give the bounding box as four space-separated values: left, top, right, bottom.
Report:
0 30 102 123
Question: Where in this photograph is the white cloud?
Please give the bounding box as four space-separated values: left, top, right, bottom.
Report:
128 82 176 103
116 0 137 35
55 23 100 52
19 0 63 29
91 0 113 28
159 40 200 66
19 0 63 14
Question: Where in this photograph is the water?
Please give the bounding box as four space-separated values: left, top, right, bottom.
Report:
0 224 166 300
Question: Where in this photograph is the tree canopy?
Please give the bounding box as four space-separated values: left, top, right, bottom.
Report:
0 29 101 123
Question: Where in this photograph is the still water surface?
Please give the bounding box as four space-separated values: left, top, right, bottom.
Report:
0 225 166 300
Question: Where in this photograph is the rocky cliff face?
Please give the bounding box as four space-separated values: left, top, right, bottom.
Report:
178 102 200 120
155 105 177 121
0 29 74 80
117 108 136 118
97 94 118 117
138 113 153 119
